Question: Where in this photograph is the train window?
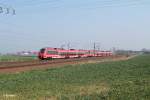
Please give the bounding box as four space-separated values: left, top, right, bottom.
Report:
47 51 58 54
40 48 45 53
59 52 68 55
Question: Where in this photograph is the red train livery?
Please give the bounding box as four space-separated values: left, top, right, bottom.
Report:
38 47 113 60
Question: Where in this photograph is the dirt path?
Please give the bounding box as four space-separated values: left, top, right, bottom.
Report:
0 55 136 74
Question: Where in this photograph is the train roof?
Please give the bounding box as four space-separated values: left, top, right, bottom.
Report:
41 47 112 52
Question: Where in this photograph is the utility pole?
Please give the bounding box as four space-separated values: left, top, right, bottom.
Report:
67 43 70 50
0 5 16 15
94 42 96 56
12 9 15 15
60 44 65 49
0 7 3 13
6 8 9 14
97 44 100 51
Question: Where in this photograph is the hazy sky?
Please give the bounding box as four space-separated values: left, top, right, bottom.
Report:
0 0 150 53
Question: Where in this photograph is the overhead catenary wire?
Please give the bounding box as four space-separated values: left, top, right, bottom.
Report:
3 0 62 8
70 0 150 9
14 0 150 9
1 0 149 8
0 0 149 14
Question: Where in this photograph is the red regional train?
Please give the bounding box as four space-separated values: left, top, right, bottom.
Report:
38 47 112 60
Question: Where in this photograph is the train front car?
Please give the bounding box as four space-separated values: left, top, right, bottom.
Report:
38 48 57 60
39 48 66 60
38 48 46 60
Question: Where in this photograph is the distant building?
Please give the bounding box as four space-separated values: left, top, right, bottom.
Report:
16 51 38 56
115 50 140 55
141 48 150 54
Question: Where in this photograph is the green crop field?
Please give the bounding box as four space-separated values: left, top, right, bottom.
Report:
0 55 37 62
0 55 149 100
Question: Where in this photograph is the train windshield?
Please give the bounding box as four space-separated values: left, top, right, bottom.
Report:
40 48 45 53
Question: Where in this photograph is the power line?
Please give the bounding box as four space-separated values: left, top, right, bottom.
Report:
12 0 62 8
69 0 150 9
0 0 149 12
18 0 150 9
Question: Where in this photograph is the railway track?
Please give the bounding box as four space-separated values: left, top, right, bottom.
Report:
0 56 125 73
0 57 107 68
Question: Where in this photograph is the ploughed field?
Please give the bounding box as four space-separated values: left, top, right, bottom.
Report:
0 55 149 100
